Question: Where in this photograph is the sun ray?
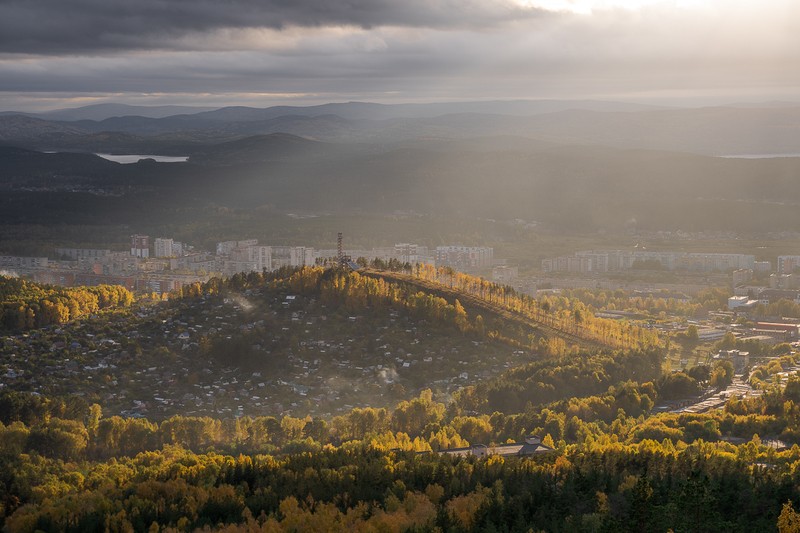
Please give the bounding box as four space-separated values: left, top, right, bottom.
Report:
516 0 712 15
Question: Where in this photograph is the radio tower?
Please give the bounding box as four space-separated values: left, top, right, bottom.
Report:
337 232 352 267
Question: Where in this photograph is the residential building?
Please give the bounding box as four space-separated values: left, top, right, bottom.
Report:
697 328 727 342
93 252 140 275
170 253 218 275
492 265 519 283
757 289 800 306
395 243 433 265
171 241 185 257
271 246 314 269
222 260 258 276
543 250 755 274
441 435 553 457
777 256 800 274
130 234 150 258
754 261 772 273
246 245 272 272
0 256 49 269
769 274 800 290
435 246 493 269
755 322 800 340
216 239 258 256
716 350 750 373
55 248 110 261
154 238 175 258
728 296 757 310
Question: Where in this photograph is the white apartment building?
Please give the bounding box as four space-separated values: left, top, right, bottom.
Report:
435 246 494 269
154 238 174 258
777 256 800 274
544 250 755 274
216 239 258 256
0 256 49 269
246 246 272 272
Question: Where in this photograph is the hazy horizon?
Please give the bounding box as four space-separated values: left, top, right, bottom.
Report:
5 95 800 116
1 0 798 112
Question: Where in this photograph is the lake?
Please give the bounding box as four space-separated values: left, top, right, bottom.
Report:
95 153 189 164
719 153 800 159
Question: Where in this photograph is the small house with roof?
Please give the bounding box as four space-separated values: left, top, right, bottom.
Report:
441 435 554 458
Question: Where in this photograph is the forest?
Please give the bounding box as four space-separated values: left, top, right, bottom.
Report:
1 268 800 531
0 276 133 331
2 366 800 532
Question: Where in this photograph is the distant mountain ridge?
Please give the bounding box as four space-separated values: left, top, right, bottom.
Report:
2 100 800 156
0 115 88 142
2 99 664 122
187 133 338 165
186 99 666 122
0 103 217 121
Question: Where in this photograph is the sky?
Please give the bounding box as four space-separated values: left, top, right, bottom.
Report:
0 0 798 111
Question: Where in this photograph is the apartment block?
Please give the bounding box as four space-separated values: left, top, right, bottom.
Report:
544 250 755 274
130 234 150 258
0 256 49 269
435 246 493 269
154 238 174 258
55 248 110 261
777 256 800 274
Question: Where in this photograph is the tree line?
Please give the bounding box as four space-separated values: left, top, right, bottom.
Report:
407 264 661 351
0 276 133 331
2 420 800 532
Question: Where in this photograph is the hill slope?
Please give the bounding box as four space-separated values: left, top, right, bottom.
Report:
3 139 800 232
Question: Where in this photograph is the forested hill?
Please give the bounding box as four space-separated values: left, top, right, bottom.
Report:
195 265 660 354
2 266 800 530
364 268 622 351
4 140 800 233
0 275 133 331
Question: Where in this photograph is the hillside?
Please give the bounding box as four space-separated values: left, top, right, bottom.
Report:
0 269 536 419
0 146 120 183
0 265 661 418
0 114 87 143
4 138 800 234
1 268 800 531
187 133 339 165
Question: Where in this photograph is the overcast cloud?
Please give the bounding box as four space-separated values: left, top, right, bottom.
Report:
0 0 798 110
0 0 547 54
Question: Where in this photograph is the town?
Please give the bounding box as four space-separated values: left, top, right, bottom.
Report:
0 234 494 294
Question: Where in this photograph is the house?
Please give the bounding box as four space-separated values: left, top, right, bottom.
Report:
727 296 757 311
757 289 800 306
440 435 554 458
715 349 750 373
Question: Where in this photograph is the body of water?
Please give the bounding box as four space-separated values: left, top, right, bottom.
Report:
719 153 800 159
95 153 189 164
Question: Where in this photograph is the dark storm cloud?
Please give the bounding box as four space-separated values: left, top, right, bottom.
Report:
1 1 798 111
0 0 546 54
